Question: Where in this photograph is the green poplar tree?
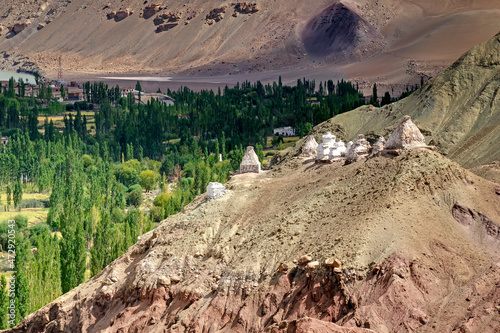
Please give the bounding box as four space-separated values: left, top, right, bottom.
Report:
13 177 23 211
0 276 8 329
14 240 30 325
126 143 133 161
135 81 142 103
6 186 11 210
371 83 379 107
221 131 226 159
90 212 111 276
214 138 220 161
58 151 86 293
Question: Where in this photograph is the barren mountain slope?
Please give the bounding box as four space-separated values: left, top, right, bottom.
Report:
302 31 500 169
5 148 500 333
0 0 499 83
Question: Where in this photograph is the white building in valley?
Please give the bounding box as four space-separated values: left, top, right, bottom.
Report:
273 126 295 137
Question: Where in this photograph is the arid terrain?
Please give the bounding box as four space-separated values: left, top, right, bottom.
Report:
6 147 500 333
291 31 500 169
0 0 499 89
4 31 500 333
2 2 500 332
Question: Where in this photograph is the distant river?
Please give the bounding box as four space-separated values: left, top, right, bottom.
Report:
0 71 36 84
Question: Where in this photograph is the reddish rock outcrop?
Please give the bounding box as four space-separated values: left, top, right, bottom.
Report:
8 251 500 333
452 202 500 240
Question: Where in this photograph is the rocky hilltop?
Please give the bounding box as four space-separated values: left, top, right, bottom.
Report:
299 31 500 169
6 146 500 333
0 0 499 83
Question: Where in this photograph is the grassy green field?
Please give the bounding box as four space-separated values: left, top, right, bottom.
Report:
167 138 181 145
0 190 50 227
0 191 49 202
263 135 300 163
0 209 49 227
265 135 299 148
37 110 96 135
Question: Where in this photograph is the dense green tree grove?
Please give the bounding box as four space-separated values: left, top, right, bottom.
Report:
0 75 419 326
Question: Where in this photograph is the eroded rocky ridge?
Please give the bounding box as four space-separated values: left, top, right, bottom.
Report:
6 148 500 333
300 31 500 168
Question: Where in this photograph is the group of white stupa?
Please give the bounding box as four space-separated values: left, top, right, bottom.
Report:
206 146 262 199
302 116 427 162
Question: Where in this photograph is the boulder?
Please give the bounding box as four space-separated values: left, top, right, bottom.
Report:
278 262 289 273
240 146 261 173
206 182 226 199
372 136 386 154
206 7 226 23
324 258 342 268
158 276 171 286
306 261 320 270
385 116 426 150
107 11 116 19
154 12 182 25
299 255 312 264
302 135 318 157
12 20 31 34
170 275 181 283
234 2 260 14
143 4 161 19
37 23 45 30
156 23 178 32
346 134 371 162
115 8 134 21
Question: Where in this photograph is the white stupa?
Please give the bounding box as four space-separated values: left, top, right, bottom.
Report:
240 146 261 173
316 132 337 160
346 134 372 162
372 136 386 154
302 135 318 157
385 116 426 150
329 140 347 159
206 182 226 199
346 141 353 152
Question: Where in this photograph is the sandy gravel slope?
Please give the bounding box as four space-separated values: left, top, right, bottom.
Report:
0 0 499 87
5 148 500 332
